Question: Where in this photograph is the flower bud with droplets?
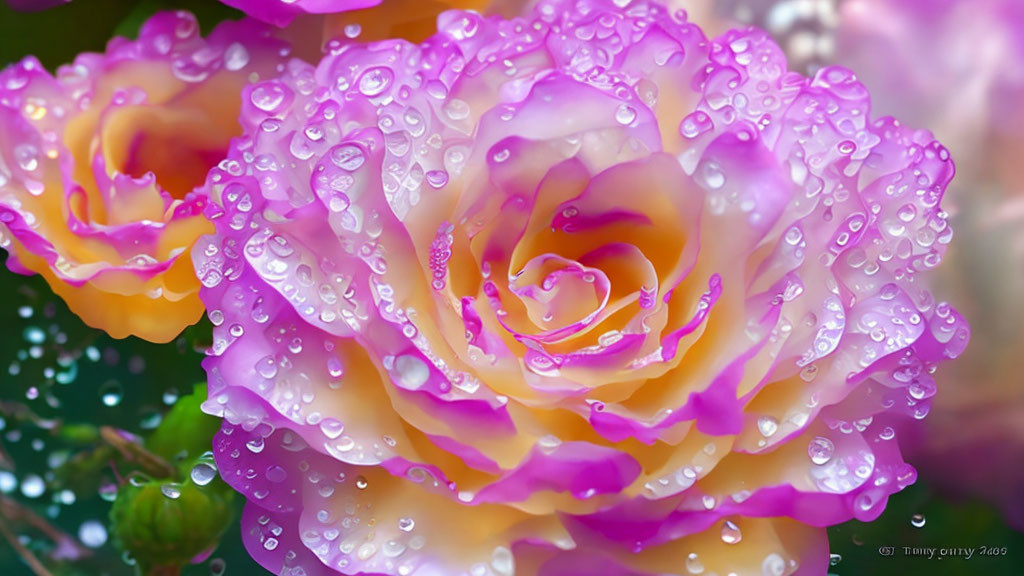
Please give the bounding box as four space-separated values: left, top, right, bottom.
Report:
110 471 234 573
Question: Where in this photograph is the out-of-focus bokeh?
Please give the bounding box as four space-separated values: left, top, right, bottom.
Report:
0 1 1022 575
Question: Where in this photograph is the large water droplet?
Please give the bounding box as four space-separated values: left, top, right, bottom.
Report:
757 416 779 437
721 520 742 544
807 436 834 465
331 145 366 171
161 484 182 499
358 67 394 97
224 42 250 71
190 462 218 487
615 104 637 125
394 355 429 389
251 83 286 112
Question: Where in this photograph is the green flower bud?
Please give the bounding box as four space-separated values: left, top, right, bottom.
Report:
110 461 234 573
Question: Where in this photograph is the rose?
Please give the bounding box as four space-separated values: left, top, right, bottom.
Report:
0 11 288 342
195 0 967 574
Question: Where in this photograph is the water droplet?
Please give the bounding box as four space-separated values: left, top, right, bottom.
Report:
911 514 926 528
162 388 179 405
491 546 514 575
98 482 118 502
255 355 278 379
615 104 637 125
246 437 265 453
224 42 250 71
699 161 725 190
808 436 834 465
209 558 227 576
685 552 704 574
355 476 368 490
762 553 786 576
14 144 39 172
161 484 182 499
266 465 288 483
190 462 218 486
99 381 123 407
398 517 415 532
358 67 394 97
829 553 842 566
331 145 366 171
721 520 742 544
394 355 429 389
757 416 779 437
443 98 470 120
425 170 449 188
492 148 511 163
679 111 713 139
250 82 287 112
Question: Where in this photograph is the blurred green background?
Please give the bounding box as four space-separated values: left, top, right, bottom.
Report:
0 1 1021 575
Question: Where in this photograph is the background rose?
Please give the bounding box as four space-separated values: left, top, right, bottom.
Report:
0 11 289 342
195 1 967 574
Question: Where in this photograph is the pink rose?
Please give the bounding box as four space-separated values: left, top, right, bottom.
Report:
196 1 967 574
0 12 288 342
